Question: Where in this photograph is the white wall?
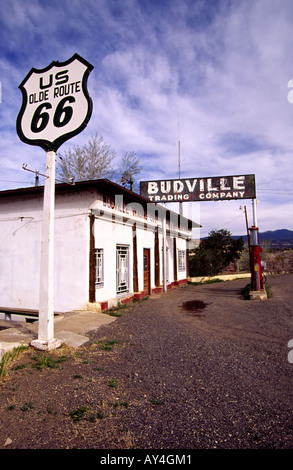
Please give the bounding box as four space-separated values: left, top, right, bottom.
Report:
0 190 93 313
94 214 134 301
0 194 42 310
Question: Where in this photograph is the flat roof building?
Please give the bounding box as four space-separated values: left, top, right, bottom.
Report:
0 179 199 314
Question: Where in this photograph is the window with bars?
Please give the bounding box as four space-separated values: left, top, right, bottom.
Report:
95 248 104 287
178 250 186 272
116 245 130 294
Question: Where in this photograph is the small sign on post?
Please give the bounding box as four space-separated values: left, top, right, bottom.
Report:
16 53 93 350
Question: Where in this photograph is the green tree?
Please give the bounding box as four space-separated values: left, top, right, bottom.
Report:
189 229 244 277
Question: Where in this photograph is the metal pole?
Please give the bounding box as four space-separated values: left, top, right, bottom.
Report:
178 139 183 218
252 198 258 227
31 151 61 351
162 211 167 293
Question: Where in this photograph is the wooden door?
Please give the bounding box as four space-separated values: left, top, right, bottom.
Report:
143 248 151 295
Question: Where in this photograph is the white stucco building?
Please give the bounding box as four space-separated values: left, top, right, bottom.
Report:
0 179 199 314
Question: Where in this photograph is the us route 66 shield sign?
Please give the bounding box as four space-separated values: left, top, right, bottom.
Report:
16 53 93 152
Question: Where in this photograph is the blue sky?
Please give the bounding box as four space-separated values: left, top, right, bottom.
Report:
1 0 293 237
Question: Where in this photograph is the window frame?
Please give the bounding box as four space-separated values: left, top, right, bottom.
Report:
178 249 186 272
116 245 130 295
95 248 104 288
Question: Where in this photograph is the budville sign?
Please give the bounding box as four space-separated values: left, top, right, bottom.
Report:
140 174 256 203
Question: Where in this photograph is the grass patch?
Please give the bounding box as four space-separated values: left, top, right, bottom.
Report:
242 283 252 300
103 302 129 317
265 283 273 298
103 296 149 316
101 339 120 351
242 283 273 300
189 278 224 286
1 347 70 382
0 345 29 380
203 278 223 284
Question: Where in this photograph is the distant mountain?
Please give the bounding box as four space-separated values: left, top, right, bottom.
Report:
234 229 293 249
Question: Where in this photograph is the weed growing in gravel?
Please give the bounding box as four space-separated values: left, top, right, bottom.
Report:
12 363 27 371
32 354 68 370
96 339 120 351
70 406 88 423
94 366 106 372
108 378 118 388
72 373 83 379
91 411 108 421
21 401 34 412
69 406 108 423
151 398 165 406
113 401 129 408
69 399 129 424
46 406 57 415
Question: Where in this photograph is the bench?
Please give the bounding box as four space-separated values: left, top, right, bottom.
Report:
0 307 60 322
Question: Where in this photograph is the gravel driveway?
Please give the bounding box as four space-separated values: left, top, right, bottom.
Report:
0 274 292 449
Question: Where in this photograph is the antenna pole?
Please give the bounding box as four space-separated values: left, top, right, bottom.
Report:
178 139 181 179
177 118 183 218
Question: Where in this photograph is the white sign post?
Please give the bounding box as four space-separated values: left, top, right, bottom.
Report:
31 151 58 350
17 54 93 350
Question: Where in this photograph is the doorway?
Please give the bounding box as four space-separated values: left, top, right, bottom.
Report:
143 248 151 295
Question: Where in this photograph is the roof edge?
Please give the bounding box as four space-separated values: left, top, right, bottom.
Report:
0 179 201 228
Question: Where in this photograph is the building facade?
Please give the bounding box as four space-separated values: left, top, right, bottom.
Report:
0 179 198 314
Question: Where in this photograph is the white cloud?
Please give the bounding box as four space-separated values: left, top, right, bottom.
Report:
1 0 293 233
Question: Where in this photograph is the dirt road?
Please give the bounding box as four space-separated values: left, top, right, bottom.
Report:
0 274 292 449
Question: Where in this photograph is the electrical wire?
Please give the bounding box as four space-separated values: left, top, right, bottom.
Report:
0 180 30 184
199 209 246 237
